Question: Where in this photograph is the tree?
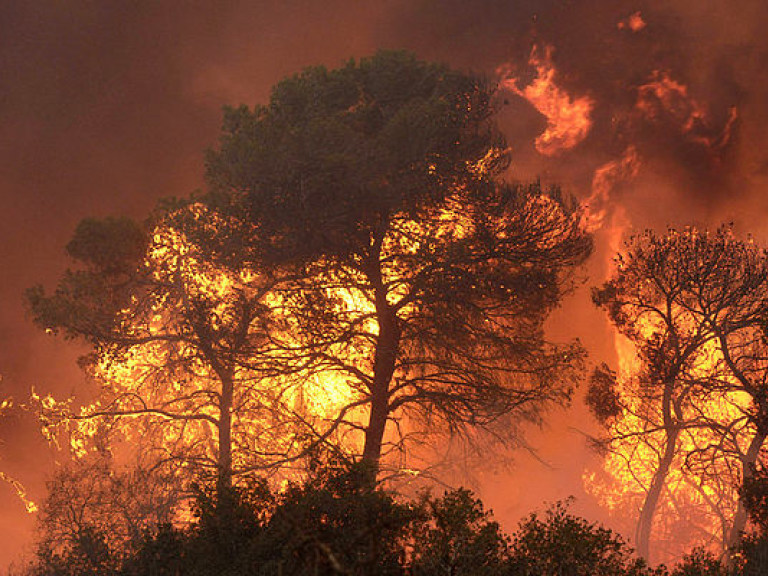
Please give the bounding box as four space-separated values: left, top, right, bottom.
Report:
206 50 593 475
27 207 348 496
590 227 768 560
410 488 511 576
117 462 416 576
33 448 180 569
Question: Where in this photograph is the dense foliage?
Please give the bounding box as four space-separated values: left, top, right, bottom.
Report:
21 464 667 576
205 50 593 470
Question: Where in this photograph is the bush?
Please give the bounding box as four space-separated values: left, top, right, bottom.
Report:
508 499 660 576
410 488 511 575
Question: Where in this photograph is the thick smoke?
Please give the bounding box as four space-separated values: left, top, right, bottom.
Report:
1 0 766 567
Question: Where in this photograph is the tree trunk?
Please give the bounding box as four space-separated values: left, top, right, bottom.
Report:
361 233 399 478
727 429 768 551
217 369 234 495
361 292 399 472
636 381 678 560
635 427 679 560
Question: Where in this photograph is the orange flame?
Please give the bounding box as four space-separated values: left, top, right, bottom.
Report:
581 146 640 233
635 71 738 151
618 11 647 32
500 45 594 156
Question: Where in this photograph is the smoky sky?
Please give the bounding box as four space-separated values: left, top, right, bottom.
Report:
2 0 767 567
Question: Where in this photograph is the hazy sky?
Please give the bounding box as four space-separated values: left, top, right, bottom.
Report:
2 0 767 568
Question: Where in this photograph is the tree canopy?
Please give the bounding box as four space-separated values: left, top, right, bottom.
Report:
206 50 593 472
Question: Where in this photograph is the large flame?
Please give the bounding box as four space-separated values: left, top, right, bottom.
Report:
500 45 594 156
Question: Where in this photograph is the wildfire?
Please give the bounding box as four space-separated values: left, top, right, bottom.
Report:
581 146 641 233
41 198 484 485
585 250 761 561
38 213 366 486
500 45 594 156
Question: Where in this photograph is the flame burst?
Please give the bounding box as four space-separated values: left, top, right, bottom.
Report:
582 146 641 234
618 11 647 32
500 45 594 156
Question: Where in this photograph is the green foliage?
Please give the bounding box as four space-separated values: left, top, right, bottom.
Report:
206 50 506 264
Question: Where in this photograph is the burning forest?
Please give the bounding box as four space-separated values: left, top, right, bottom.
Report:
2 1 768 574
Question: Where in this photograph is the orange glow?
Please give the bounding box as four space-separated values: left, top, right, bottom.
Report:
500 45 594 156
585 285 757 560
618 11 647 32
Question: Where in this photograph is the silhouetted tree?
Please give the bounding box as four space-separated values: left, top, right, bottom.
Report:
410 488 511 575
592 227 768 559
206 50 592 476
668 548 725 576
27 207 341 496
121 462 416 576
34 449 179 568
